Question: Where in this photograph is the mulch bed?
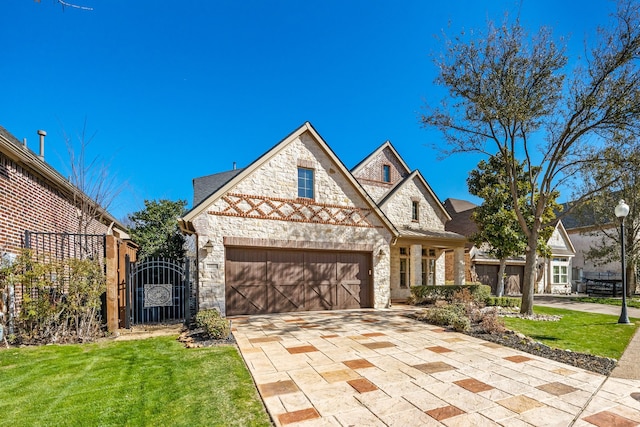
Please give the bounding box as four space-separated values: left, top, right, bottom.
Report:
468 328 617 375
178 328 236 348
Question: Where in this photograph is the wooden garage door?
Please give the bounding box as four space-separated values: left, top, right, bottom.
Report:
225 248 372 316
475 264 524 295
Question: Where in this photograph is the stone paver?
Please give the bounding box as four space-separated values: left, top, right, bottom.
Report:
232 306 640 426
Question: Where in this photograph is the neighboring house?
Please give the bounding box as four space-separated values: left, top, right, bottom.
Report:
562 206 622 286
178 122 467 316
0 125 129 258
444 198 576 295
0 125 133 331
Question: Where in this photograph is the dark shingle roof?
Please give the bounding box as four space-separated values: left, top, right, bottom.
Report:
444 198 478 214
192 168 245 207
443 198 478 238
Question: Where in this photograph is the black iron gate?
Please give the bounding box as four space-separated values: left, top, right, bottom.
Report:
124 256 192 328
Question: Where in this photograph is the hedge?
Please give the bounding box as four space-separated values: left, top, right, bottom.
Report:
410 284 491 305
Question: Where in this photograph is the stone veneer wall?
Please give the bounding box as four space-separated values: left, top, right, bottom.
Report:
381 176 448 230
192 132 393 315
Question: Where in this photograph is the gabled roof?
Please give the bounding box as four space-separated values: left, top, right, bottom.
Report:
377 170 452 222
443 198 478 238
550 220 576 256
179 122 399 236
0 125 126 233
192 168 245 207
350 140 411 177
560 200 617 231
444 198 477 214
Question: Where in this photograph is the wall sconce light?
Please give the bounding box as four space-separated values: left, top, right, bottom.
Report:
378 248 385 257
203 239 214 254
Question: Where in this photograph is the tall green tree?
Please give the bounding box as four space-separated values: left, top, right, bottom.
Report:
422 1 640 314
128 199 188 261
573 145 640 295
468 155 553 296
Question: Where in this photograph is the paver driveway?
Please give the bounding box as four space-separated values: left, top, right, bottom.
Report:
232 307 640 426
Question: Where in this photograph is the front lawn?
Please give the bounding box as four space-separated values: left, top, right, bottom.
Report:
0 337 271 427
503 306 638 359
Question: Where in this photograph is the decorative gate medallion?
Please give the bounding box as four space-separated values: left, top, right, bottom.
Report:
144 283 173 307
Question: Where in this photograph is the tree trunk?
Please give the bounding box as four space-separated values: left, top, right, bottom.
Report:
627 262 636 297
521 232 540 315
496 258 506 297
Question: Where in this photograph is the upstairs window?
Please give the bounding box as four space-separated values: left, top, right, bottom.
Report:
298 167 314 199
383 165 391 183
412 201 419 221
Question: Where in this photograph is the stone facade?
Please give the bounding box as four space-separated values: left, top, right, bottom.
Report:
182 123 467 314
186 127 393 315
380 174 448 231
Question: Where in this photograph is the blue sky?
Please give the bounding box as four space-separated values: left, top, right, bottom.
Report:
1 0 612 220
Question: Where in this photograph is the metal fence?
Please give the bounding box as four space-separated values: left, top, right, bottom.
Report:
24 231 106 262
125 256 192 327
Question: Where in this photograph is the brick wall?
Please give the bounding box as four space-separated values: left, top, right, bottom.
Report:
444 250 472 282
0 151 108 255
353 147 409 202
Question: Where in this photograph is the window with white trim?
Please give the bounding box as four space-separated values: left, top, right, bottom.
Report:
551 257 569 284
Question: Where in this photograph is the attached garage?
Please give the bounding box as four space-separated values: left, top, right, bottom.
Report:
475 264 524 295
225 247 372 316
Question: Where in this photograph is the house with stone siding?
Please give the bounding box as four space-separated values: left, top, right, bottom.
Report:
179 122 467 316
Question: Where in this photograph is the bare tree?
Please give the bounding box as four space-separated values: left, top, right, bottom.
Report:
422 1 640 314
34 0 93 11
63 120 122 236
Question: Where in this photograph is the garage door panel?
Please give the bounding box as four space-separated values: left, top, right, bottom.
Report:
305 252 337 284
226 248 267 285
268 250 305 285
226 284 268 316
475 264 498 292
307 284 334 310
337 283 362 309
505 266 523 295
270 284 305 312
337 253 371 308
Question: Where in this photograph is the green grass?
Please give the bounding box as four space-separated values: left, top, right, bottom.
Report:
503 306 639 359
0 336 271 427
573 296 640 308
